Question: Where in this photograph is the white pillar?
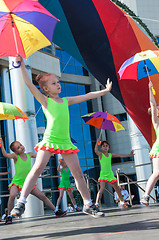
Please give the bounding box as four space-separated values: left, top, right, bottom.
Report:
1 68 16 177
9 57 44 217
128 117 156 202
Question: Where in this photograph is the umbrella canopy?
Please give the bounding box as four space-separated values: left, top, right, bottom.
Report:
0 102 28 121
118 50 159 81
39 0 158 147
82 111 125 132
0 0 59 58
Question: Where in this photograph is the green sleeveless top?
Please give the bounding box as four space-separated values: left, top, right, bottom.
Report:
149 127 159 157
8 153 31 190
58 168 73 190
35 97 79 154
98 153 117 182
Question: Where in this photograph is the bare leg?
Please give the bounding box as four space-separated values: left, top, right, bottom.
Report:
7 186 19 215
31 187 55 211
67 190 76 206
56 189 64 207
95 181 105 204
20 150 52 199
62 153 90 201
145 158 159 195
111 182 124 201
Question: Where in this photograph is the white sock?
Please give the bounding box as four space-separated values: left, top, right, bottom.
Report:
74 205 77 208
95 202 99 206
84 199 92 207
120 201 124 205
55 206 59 212
18 196 27 204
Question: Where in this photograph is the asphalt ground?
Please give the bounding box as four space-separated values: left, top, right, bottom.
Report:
0 204 159 240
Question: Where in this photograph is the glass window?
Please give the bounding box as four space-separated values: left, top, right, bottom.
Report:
70 124 84 141
85 141 93 158
56 49 88 76
69 104 81 116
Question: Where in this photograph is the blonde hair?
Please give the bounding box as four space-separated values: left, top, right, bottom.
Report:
35 73 57 94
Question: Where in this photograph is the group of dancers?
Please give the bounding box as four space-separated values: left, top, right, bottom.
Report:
0 54 159 224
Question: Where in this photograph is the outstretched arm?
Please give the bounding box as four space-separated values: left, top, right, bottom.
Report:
0 166 11 176
16 55 47 108
28 152 37 158
149 81 159 129
94 138 102 159
112 150 134 158
67 78 112 105
0 138 17 162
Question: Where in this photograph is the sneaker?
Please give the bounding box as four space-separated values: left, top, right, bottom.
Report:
83 204 105 218
120 202 129 209
55 209 67 217
5 216 12 225
95 204 100 211
140 195 150 206
74 207 81 212
11 202 25 218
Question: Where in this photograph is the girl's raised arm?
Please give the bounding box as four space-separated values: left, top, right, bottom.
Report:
66 78 112 105
149 81 159 129
16 55 47 108
0 138 17 161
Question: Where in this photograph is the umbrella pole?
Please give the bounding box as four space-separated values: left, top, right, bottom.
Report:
97 129 102 145
144 60 156 95
11 14 21 68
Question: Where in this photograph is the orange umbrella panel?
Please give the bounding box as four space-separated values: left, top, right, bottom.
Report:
0 102 28 121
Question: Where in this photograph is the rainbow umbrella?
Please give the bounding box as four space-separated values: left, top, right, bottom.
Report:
118 50 159 94
0 102 28 121
0 0 59 59
82 111 125 135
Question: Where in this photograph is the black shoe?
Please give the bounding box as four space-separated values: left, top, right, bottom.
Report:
11 202 25 218
5 216 12 225
55 209 67 217
83 204 105 218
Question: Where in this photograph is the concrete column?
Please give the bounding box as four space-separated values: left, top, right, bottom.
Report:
1 68 16 176
128 117 156 202
9 57 44 217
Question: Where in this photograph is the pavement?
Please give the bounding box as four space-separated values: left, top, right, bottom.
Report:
1 204 159 240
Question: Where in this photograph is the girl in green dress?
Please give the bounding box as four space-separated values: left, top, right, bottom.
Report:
55 158 80 213
95 138 134 209
0 139 66 224
12 54 112 218
140 81 159 206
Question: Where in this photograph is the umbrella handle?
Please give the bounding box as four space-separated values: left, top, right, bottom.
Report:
144 60 156 95
12 61 21 68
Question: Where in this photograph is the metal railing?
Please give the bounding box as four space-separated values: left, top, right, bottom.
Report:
116 161 157 206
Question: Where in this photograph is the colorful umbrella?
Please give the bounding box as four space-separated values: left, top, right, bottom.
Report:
82 111 125 134
0 0 59 59
0 102 28 121
118 50 159 81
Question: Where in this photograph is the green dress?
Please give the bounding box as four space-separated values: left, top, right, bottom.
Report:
58 168 73 190
149 127 159 158
98 153 117 183
35 97 79 154
8 153 37 191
